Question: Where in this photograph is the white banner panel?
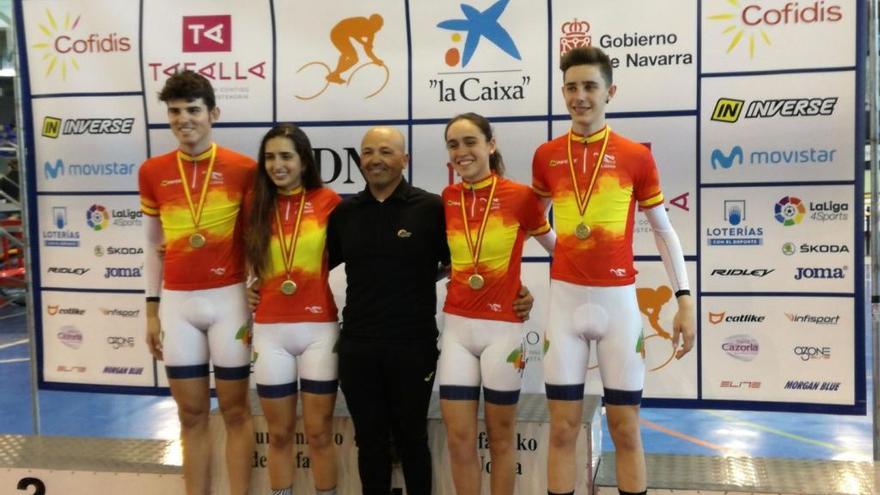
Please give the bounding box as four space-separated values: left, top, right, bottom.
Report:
142 0 274 123
701 184 855 293
274 0 409 122
37 195 144 290
551 0 698 114
701 296 854 405
701 0 857 73
701 71 855 184
585 261 699 400
22 0 141 95
410 0 548 119
32 96 146 192
2 470 183 495
41 291 153 386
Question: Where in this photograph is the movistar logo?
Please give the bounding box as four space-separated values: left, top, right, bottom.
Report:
711 146 744 169
45 159 64 179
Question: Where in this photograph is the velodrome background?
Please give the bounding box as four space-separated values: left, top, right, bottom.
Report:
16 0 866 414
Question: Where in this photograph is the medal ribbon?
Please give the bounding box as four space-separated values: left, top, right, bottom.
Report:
566 126 610 223
176 143 218 235
274 188 307 281
459 175 498 275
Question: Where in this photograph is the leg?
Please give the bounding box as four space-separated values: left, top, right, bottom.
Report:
302 392 338 491
440 400 480 495
484 402 517 495
479 320 526 495
385 339 438 495
338 340 393 495
298 323 340 492
594 285 647 493
437 314 482 495
542 281 594 494
168 377 212 495
260 394 298 491
215 378 254 495
605 405 646 493
546 399 583 493
207 284 255 495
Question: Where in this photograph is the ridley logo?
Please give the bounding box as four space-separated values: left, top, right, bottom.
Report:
183 15 232 52
711 268 775 277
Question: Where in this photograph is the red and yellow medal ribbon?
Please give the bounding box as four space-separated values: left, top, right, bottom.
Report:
274 187 307 281
459 175 498 276
566 126 610 222
176 143 218 235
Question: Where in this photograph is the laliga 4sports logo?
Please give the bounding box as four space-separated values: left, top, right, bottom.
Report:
30 9 131 81
707 1 843 59
429 0 531 103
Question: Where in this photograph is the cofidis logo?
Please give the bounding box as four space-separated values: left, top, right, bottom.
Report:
430 0 531 103
707 1 843 59
30 10 131 81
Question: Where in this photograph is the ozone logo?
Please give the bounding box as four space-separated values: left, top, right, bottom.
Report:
86 204 109 231
774 196 805 226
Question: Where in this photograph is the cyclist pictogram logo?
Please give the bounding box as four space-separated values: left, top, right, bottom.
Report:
294 14 389 100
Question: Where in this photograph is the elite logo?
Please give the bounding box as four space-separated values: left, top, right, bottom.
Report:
183 15 232 52
708 1 843 58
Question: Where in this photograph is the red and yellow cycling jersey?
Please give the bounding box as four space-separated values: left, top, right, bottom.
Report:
254 186 341 324
139 145 255 290
443 175 549 322
532 127 663 286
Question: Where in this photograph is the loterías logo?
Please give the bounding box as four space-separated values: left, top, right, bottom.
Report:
30 9 131 81
707 1 843 58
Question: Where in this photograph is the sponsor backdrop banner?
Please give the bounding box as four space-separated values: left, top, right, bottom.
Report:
16 0 865 413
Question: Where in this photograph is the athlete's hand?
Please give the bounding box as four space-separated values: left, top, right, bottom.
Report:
513 285 534 321
146 315 163 361
246 281 261 311
672 294 695 359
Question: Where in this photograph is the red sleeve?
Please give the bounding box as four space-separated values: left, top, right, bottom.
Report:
138 160 159 217
517 184 550 235
633 146 664 209
531 146 551 197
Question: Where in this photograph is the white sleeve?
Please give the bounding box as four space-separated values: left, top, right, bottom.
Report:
534 228 557 255
144 215 164 298
644 205 689 293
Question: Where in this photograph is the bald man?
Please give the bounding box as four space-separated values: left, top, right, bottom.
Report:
326 127 447 494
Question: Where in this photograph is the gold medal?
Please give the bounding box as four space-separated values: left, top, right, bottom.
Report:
575 222 591 240
566 127 610 243
178 144 217 251
468 273 485 290
460 176 498 292
189 232 206 248
280 279 297 295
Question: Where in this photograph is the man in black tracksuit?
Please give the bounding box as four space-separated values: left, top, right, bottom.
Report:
327 126 447 495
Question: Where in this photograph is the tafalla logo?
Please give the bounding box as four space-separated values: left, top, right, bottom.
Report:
182 15 231 52
30 9 131 81
708 1 843 59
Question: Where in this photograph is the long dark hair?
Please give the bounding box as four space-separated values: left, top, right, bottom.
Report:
444 112 505 177
245 123 322 280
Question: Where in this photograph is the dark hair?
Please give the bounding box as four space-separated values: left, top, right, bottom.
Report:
158 70 217 110
245 124 322 280
444 112 505 176
560 47 613 86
